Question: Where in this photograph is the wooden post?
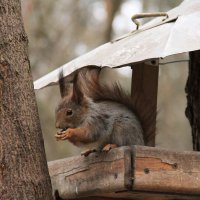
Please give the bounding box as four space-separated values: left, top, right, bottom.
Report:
131 60 159 146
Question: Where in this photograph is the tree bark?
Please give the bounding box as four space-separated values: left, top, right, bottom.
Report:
0 0 53 199
185 50 200 151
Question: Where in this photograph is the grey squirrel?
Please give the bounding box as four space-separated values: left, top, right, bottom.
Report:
55 67 154 156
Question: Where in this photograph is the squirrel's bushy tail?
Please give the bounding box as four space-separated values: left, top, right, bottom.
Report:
78 68 156 146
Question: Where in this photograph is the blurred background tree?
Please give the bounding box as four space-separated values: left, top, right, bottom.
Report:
21 0 191 161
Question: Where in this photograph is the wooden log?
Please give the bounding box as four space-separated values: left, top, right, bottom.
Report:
48 146 200 200
131 60 159 146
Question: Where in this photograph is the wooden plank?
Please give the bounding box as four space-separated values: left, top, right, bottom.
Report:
49 146 132 199
133 146 200 195
49 146 200 200
131 60 159 146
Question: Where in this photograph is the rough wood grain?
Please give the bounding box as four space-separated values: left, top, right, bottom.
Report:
49 146 132 199
131 60 159 146
133 146 200 195
49 146 200 200
0 0 52 199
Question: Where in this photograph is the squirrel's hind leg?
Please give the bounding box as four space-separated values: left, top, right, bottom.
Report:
81 149 96 157
81 144 117 156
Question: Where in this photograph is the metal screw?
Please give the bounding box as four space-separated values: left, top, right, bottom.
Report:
144 168 150 174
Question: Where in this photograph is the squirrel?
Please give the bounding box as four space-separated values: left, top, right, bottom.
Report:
55 67 154 156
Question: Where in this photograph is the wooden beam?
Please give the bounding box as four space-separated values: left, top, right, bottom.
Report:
131 60 159 146
48 146 200 200
133 146 200 195
49 146 132 199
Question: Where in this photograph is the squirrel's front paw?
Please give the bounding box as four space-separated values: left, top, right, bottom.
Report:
55 129 73 140
102 144 117 152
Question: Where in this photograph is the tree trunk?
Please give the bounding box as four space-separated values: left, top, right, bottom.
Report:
185 50 200 151
0 1 53 199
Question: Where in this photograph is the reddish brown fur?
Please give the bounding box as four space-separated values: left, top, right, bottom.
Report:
55 127 93 145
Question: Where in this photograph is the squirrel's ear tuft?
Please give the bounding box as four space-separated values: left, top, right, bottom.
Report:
71 73 84 104
59 68 65 98
59 68 76 98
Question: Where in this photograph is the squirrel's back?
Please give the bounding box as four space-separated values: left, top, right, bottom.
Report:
87 100 144 147
79 68 154 146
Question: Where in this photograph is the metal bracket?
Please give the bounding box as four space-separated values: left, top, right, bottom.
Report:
131 12 168 30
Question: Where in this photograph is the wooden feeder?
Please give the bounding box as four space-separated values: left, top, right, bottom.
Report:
34 0 200 199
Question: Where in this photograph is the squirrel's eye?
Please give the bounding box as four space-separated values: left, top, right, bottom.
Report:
66 109 73 116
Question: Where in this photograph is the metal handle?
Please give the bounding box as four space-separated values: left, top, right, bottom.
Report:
131 12 168 30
